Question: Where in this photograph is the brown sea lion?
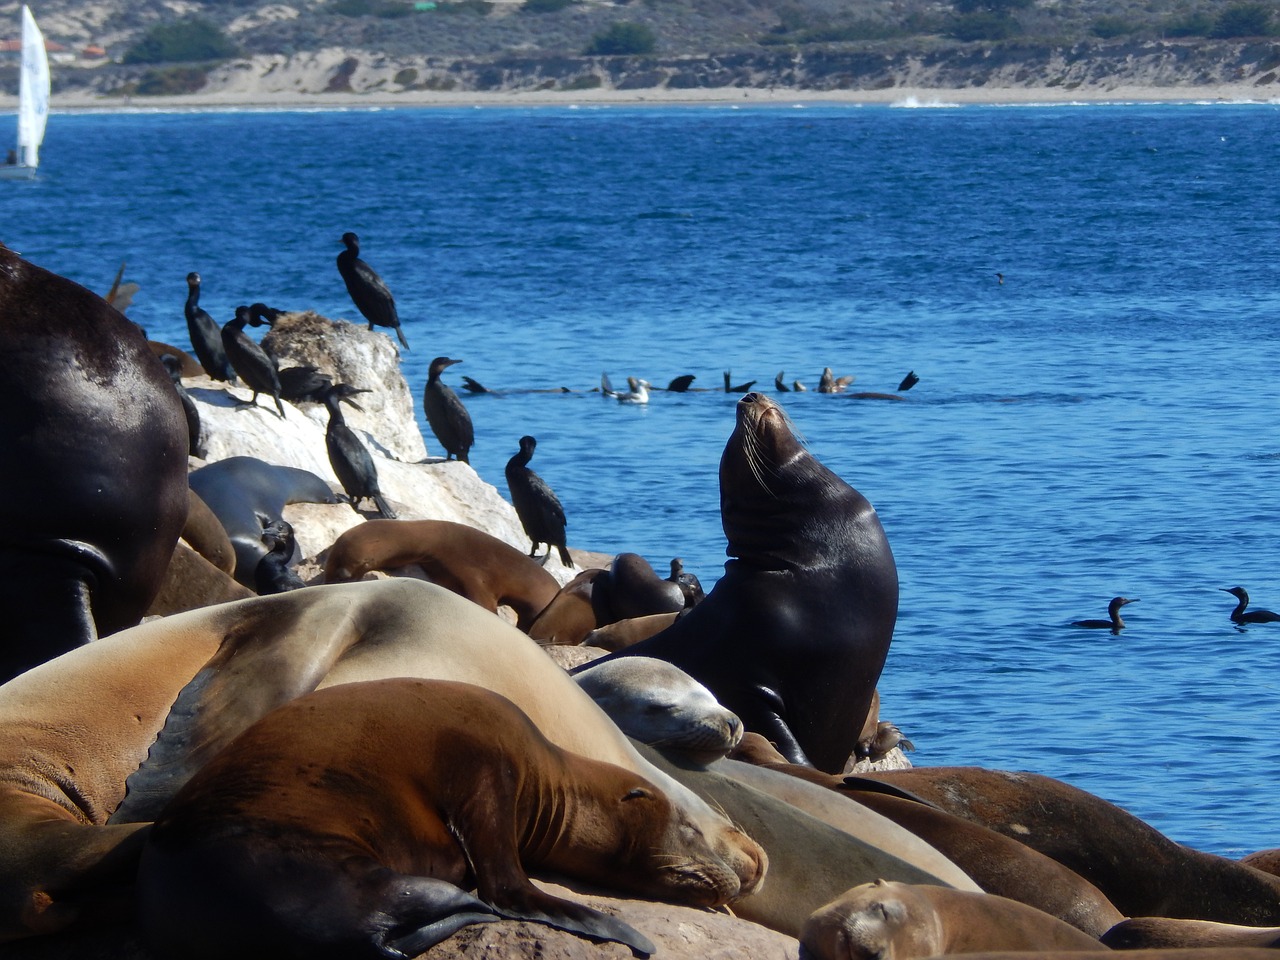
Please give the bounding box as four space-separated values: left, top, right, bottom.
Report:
528 567 607 644
146 543 254 617
137 679 759 958
0 243 189 680
181 488 235 575
801 880 1108 960
1240 848 1280 877
590 393 898 773
0 580 765 943
321 518 560 631
945 952 1280 960
583 612 680 651
1101 917 1280 950
857 767 1280 925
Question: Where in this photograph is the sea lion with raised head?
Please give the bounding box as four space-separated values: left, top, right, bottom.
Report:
322 518 560 631
137 679 756 959
592 393 898 773
0 243 189 679
801 880 1108 960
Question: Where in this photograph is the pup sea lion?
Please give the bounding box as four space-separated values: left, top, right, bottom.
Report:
0 243 189 679
857 766 1280 925
138 679 754 959
573 657 744 764
801 880 1108 960
594 393 898 773
0 579 765 943
322 518 560 631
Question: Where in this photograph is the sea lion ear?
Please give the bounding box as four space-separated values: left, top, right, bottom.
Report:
622 787 653 801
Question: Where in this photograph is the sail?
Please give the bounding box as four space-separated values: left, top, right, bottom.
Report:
16 5 50 168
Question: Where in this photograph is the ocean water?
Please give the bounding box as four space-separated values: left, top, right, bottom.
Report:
5 99 1280 857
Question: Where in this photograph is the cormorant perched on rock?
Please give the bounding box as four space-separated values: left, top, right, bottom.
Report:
1072 596 1138 633
666 557 705 609
321 383 396 519
898 370 920 392
336 232 410 351
248 302 285 325
1220 586 1280 625
278 364 333 403
255 519 307 594
723 370 756 393
159 353 205 459
221 305 285 418
184 272 235 382
423 356 474 463
505 435 571 567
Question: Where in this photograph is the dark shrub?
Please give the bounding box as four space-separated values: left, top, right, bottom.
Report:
122 18 238 64
584 22 657 54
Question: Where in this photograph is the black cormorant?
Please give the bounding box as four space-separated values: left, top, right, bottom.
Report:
255 519 307 594
1220 586 1280 625
221 305 285 418
159 353 205 460
336 232 410 351
184 272 235 382
322 383 396 519
1072 596 1139 633
423 356 474 463
666 557 705 609
505 435 571 567
278 364 333 403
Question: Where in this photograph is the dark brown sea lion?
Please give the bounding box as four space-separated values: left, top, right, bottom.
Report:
801 880 1108 960
528 567 607 644
857 767 1280 925
591 553 687 623
591 393 898 773
0 243 188 679
1240 848 1280 877
181 488 235 575
137 679 760 958
321 518 560 631
1101 917 1280 950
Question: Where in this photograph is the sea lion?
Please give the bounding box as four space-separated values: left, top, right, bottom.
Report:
591 553 687 623
1240 848 1280 877
583 612 681 651
181 488 235 575
857 766 1280 925
573 656 744 764
0 243 188 679
593 393 898 773
187 455 340 586
0 579 765 942
322 518 560 631
147 542 255 617
528 567 607 644
801 880 1108 960
1101 917 1280 950
137 679 756 959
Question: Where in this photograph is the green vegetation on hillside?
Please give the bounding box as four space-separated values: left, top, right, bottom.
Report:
122 17 239 64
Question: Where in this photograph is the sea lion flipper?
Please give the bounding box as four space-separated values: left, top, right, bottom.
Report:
840 775 941 808
377 877 505 958
493 891 656 958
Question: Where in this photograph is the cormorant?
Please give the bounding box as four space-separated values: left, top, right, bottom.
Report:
666 557 705 609
723 370 756 393
665 374 695 393
775 371 790 392
248 302 285 325
1220 586 1280 625
336 232 410 350
321 383 396 519
159 353 205 460
184 272 235 382
255 519 307 594
615 377 650 404
1072 596 1139 633
505 435 571 567
423 356 474 463
221 305 285 418
278 364 333 403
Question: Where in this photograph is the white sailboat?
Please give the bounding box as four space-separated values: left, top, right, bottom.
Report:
2 5 49 181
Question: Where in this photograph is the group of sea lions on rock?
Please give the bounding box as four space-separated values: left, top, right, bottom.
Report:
6 240 1280 960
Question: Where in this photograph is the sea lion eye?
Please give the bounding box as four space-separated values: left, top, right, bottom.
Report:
622 788 652 801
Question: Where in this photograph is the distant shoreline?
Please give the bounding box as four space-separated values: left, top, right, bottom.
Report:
36 82 1280 112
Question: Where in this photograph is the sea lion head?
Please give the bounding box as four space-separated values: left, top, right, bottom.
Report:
802 880 940 960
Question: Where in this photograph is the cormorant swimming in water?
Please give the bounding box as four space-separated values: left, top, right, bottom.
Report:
184 272 235 382
775 371 790 392
255 519 307 594
1220 586 1280 625
505 435 571 567
160 353 206 460
723 370 756 393
221 305 285 418
423 356 474 463
278 364 333 403
898 370 920 392
1072 596 1139 633
321 383 396 519
666 557 705 609
336 232 410 351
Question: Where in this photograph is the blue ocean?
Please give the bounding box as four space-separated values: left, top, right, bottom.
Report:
5 99 1280 858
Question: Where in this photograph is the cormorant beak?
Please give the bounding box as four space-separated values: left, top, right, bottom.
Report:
342 388 372 412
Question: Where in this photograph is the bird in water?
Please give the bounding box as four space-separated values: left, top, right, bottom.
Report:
898 370 920 392
1220 586 1280 625
184 272 235 382
818 367 855 393
724 370 756 393
336 232 410 351
255 519 307 595
1072 596 1139 634
159 353 206 460
615 377 650 404
423 356 474 463
505 435 571 568
321 383 396 519
666 557 705 609
221 305 285 418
